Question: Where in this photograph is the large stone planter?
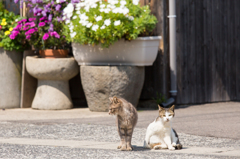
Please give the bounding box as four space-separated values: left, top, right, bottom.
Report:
72 37 161 111
72 36 161 66
81 66 145 112
0 48 23 109
26 56 79 110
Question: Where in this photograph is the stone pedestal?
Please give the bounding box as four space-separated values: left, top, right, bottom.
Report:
80 66 145 112
26 56 79 110
0 48 23 109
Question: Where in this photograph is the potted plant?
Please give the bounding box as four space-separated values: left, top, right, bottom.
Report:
63 0 160 65
0 2 29 109
11 0 79 110
61 0 160 112
14 0 70 58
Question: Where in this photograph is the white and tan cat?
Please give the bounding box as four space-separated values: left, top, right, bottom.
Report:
109 96 138 151
143 105 182 150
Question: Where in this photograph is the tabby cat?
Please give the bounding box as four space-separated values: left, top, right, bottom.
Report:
109 96 138 151
143 105 182 150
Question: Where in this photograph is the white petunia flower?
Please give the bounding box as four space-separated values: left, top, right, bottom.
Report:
66 20 70 24
92 25 99 31
69 25 74 30
67 13 73 18
132 0 139 5
120 0 127 6
85 5 90 12
104 19 111 26
128 16 134 21
70 32 76 38
114 20 121 26
91 3 97 8
122 7 129 14
73 16 77 19
100 25 106 29
100 4 105 9
80 13 89 20
86 22 93 28
109 0 118 5
96 16 102 22
80 20 89 26
63 3 74 14
104 8 111 13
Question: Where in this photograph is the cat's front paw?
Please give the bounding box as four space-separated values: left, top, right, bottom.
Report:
117 145 122 149
120 145 127 151
168 146 175 151
172 142 177 147
126 145 133 151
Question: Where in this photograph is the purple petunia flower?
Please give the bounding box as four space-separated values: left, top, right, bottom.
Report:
25 28 36 35
40 17 47 21
48 14 53 21
18 19 27 24
55 4 61 11
29 18 36 22
71 0 80 3
23 26 29 31
42 11 47 17
48 23 54 32
49 31 60 39
56 16 62 22
13 24 22 31
9 31 19 40
25 22 36 27
39 22 46 27
43 33 49 40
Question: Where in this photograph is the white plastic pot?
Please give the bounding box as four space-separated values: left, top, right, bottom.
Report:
72 36 161 66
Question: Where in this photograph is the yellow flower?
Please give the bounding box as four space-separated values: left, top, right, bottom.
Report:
9 28 13 31
1 21 7 26
5 31 10 35
2 18 6 22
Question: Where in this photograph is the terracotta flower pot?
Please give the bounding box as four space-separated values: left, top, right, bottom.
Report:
39 49 68 58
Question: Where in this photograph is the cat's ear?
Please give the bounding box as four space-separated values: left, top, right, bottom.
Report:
158 105 164 110
109 97 113 102
113 96 119 104
169 105 175 111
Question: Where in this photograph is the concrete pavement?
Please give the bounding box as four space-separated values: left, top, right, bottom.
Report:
0 102 239 158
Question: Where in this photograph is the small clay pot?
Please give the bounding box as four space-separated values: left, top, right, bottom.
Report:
39 49 68 58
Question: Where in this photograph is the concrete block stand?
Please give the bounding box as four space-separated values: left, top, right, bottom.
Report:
0 48 23 109
26 56 79 110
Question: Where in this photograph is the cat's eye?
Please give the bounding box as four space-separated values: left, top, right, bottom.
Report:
163 115 166 117
169 114 172 116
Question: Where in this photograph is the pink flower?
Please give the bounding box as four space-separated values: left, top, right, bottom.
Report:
25 28 36 35
49 31 60 39
29 18 36 22
9 30 20 40
39 22 45 27
26 35 31 40
25 22 36 27
0 25 2 30
40 17 47 21
23 26 29 31
43 33 49 40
